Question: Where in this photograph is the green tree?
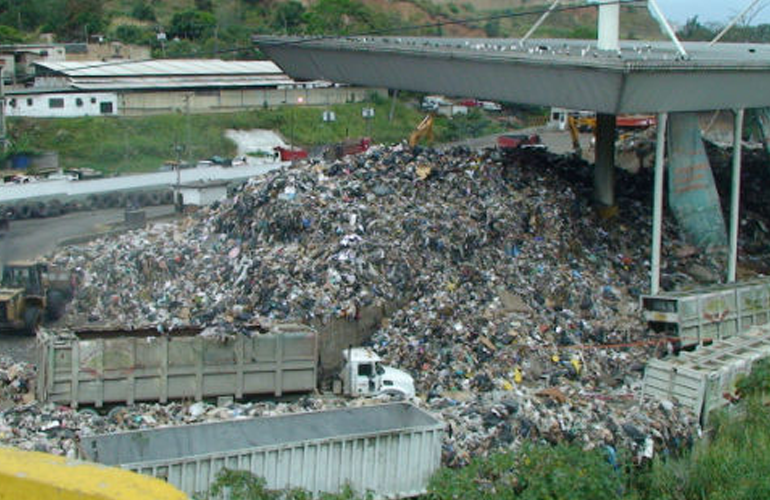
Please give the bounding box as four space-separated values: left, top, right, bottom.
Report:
195 0 214 13
114 25 152 45
303 0 377 35
428 444 622 500
131 1 156 22
168 9 216 40
52 0 106 41
483 19 501 38
271 1 306 34
678 16 716 41
0 25 25 43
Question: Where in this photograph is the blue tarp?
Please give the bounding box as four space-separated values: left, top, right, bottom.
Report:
667 112 727 250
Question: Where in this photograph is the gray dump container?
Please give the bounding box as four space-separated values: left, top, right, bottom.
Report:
641 278 770 346
79 403 444 499
642 324 770 424
36 323 317 407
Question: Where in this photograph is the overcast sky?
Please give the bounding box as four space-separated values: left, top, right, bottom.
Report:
655 0 770 25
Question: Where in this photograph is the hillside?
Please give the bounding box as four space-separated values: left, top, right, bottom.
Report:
0 0 664 57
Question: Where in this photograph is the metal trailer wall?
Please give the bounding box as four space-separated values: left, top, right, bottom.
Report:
641 277 770 345
80 403 444 499
36 323 318 408
642 324 770 424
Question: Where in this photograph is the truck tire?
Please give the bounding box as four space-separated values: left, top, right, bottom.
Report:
162 191 174 204
85 195 99 211
148 191 162 206
46 290 67 321
17 204 33 220
23 306 41 335
46 199 63 217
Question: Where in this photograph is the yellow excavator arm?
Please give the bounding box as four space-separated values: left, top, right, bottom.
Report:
409 114 435 147
567 115 583 155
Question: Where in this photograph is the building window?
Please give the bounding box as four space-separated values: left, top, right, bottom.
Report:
48 98 64 109
8 99 16 108
100 102 113 114
91 97 96 104
76 98 83 107
26 98 33 106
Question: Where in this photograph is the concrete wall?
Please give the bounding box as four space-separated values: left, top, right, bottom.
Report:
5 91 118 118
178 185 228 206
121 87 384 116
66 43 151 62
3 86 384 118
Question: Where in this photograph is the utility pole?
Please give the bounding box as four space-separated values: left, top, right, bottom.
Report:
0 65 6 155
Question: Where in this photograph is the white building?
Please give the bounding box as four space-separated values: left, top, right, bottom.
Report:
5 90 118 118
177 180 229 207
2 59 382 118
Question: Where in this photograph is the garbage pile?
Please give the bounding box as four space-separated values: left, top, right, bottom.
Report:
9 143 759 462
0 357 35 408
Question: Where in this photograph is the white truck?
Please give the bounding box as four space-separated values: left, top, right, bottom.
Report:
340 346 415 398
37 323 415 407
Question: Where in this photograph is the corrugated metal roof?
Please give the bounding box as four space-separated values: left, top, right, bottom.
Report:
36 59 283 77
68 74 297 90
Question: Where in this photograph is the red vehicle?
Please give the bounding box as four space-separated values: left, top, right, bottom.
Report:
458 99 481 108
274 146 308 162
616 115 656 129
324 137 371 161
496 133 544 150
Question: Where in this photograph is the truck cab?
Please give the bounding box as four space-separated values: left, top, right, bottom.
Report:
340 348 415 399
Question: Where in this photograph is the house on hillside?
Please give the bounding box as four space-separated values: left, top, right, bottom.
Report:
3 59 380 118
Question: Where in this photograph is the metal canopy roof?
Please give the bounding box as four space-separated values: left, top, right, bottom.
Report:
35 59 283 77
254 36 770 114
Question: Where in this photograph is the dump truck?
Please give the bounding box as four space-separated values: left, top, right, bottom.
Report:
36 323 415 408
323 137 371 161
497 133 544 151
79 403 444 499
274 146 308 161
0 260 74 333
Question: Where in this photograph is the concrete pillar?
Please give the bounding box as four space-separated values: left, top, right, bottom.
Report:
728 109 744 283
651 112 669 295
594 113 616 207
597 0 620 51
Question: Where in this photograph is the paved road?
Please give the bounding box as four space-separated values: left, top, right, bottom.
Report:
0 205 175 266
441 128 594 159
0 206 176 363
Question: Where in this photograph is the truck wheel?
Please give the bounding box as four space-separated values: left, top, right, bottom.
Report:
24 306 41 334
46 290 67 321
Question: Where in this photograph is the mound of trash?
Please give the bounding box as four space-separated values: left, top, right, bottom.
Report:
24 144 760 461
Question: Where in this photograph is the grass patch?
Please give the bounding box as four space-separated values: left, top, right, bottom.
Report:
7 100 440 175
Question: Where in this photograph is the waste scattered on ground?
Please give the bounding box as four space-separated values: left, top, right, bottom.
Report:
5 143 766 463
0 357 35 409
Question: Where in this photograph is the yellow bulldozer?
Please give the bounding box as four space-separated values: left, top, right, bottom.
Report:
0 261 73 334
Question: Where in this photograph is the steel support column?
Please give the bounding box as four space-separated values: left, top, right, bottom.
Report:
597 0 620 51
651 112 668 294
594 113 616 207
728 108 744 282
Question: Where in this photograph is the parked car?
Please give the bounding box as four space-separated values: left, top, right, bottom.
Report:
481 101 502 112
